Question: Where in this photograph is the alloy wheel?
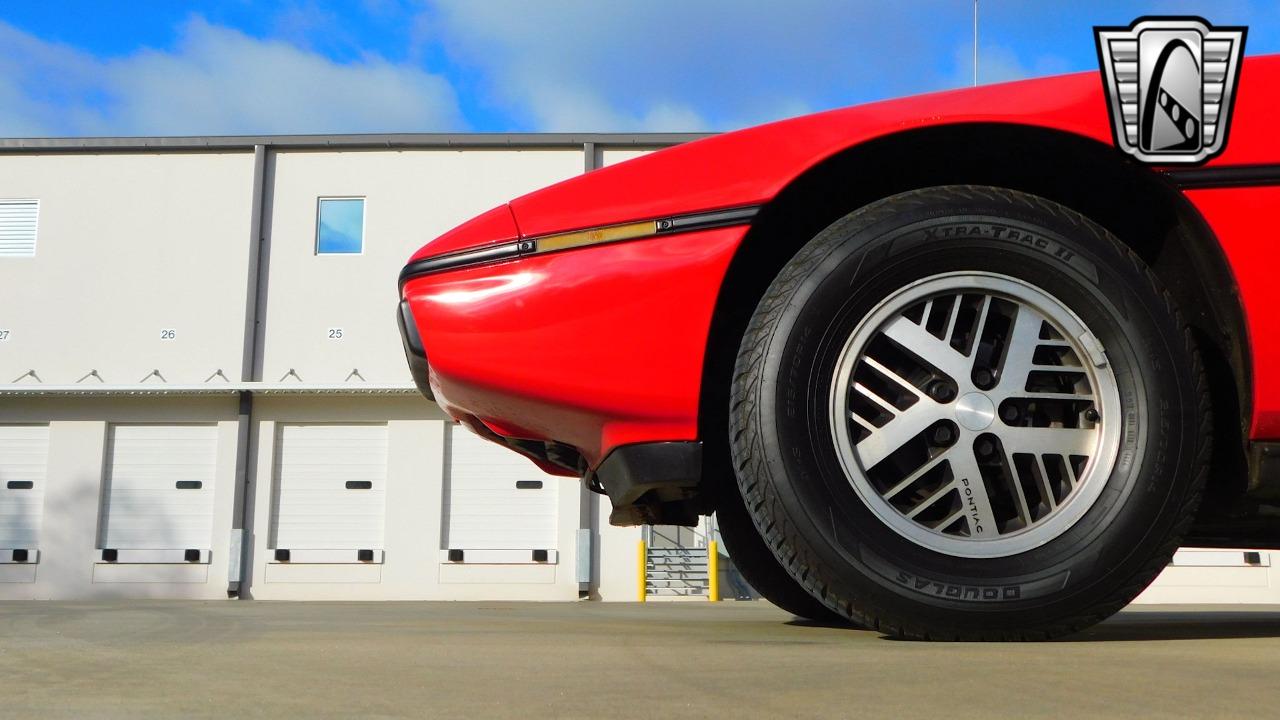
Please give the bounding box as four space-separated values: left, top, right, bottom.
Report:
829 272 1122 558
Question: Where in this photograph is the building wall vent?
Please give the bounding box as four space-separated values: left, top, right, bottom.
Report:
0 200 38 257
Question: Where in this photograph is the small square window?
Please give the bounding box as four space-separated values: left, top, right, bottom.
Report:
316 198 365 254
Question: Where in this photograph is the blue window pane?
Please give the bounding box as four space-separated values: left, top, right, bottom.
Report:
317 198 364 254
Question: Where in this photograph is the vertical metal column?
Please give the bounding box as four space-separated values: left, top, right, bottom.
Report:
229 143 270 597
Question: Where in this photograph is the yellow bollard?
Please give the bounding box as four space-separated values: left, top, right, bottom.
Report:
637 539 647 603
707 540 720 602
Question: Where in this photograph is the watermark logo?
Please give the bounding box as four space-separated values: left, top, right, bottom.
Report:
1095 17 1246 164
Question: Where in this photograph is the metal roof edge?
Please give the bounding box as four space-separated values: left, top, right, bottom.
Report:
0 132 712 154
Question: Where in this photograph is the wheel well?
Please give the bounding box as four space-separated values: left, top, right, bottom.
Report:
700 122 1251 516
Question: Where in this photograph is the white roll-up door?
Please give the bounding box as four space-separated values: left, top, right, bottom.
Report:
0 425 49 561
100 424 218 553
444 425 559 552
271 423 388 554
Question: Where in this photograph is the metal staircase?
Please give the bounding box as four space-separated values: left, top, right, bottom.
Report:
645 546 710 597
642 524 712 598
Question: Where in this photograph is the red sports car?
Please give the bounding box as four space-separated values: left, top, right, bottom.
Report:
398 53 1280 639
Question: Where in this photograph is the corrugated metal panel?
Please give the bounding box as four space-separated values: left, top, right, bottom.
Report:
0 200 38 257
444 425 559 550
100 424 218 550
271 423 387 550
0 425 49 548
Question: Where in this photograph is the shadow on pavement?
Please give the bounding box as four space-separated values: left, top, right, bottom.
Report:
1062 610 1280 642
785 609 1280 641
784 617 864 630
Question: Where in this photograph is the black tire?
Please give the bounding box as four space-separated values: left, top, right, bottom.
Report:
717 476 850 624
729 186 1208 640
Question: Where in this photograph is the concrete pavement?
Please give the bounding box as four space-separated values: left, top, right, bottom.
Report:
2 600 1280 718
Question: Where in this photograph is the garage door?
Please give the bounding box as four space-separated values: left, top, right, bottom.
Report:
100 424 217 561
270 423 387 561
444 425 559 553
0 425 49 563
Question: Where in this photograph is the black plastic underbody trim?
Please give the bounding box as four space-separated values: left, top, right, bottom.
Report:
398 204 760 289
397 300 434 401
1165 164 1280 189
593 441 702 527
1247 441 1280 499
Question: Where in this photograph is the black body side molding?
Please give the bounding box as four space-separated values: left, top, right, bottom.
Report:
1165 163 1280 189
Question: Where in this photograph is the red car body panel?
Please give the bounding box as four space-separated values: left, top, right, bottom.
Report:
510 73 1110 239
403 55 1280 468
402 226 745 469
1185 186 1280 437
409 203 520 262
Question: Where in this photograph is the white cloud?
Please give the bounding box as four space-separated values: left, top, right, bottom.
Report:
421 0 973 132
0 17 464 137
420 0 1276 133
0 25 103 136
10 1 1261 138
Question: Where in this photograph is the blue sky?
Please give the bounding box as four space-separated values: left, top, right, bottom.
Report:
0 1 1272 136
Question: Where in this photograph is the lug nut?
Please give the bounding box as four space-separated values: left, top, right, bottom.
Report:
976 437 996 459
931 425 956 447
1000 404 1020 423
972 368 995 389
929 381 956 403
1084 408 1100 423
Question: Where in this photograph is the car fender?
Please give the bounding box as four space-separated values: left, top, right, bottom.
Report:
509 57 1280 241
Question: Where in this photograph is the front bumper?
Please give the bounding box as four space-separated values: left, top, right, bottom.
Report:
397 223 748 472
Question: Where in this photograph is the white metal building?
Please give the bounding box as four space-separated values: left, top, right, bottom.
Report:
0 133 1272 604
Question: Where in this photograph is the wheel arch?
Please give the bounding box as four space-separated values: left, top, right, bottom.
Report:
700 121 1251 514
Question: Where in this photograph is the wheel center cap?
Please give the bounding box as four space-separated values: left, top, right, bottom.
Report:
954 392 996 431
